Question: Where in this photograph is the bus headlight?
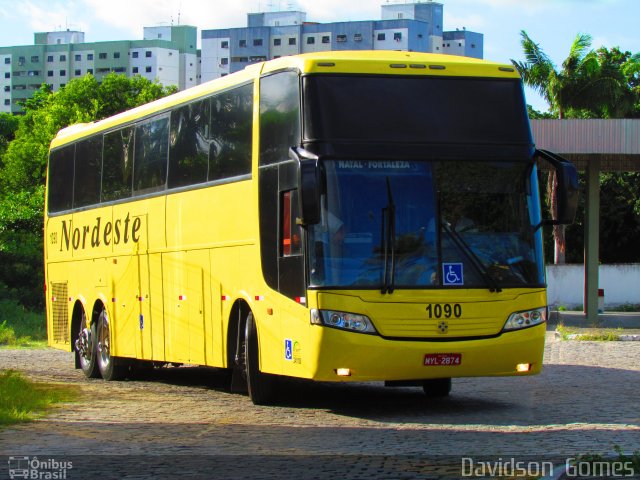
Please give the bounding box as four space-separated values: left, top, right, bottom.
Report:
503 307 547 331
310 309 377 334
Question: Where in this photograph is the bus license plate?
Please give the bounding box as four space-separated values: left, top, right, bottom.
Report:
424 353 462 366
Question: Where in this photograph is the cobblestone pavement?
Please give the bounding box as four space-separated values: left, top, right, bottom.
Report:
1 333 639 479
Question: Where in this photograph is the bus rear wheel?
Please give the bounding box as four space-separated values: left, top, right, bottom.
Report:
245 311 277 405
422 378 452 398
76 310 100 379
96 309 128 381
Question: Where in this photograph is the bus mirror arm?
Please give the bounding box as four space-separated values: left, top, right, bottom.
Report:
535 149 579 226
290 147 322 226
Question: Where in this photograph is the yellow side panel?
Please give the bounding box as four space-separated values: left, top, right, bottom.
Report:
186 250 209 366
207 277 223 368
110 254 138 358
163 251 189 363
138 253 162 361
163 251 207 365
147 253 165 361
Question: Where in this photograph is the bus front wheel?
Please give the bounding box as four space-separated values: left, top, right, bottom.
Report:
244 311 277 405
96 309 128 381
422 378 452 398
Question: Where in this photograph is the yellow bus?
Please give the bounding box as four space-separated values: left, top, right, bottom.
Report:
45 51 577 404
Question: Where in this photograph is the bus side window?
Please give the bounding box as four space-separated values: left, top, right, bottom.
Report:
208 83 253 182
259 71 300 167
168 100 209 189
48 144 75 213
74 135 102 208
102 126 134 202
133 115 169 196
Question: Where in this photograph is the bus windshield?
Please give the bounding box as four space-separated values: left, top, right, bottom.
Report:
307 159 544 290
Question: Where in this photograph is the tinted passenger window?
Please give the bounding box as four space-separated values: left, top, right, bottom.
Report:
102 126 134 202
168 100 210 188
134 115 169 195
208 83 253 181
48 145 75 213
74 135 102 208
259 71 300 166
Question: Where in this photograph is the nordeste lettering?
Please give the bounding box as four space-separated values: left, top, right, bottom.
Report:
60 213 142 251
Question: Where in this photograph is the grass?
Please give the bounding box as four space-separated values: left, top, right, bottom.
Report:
555 324 623 341
0 370 79 427
554 303 640 313
0 299 47 348
615 303 640 312
574 445 640 475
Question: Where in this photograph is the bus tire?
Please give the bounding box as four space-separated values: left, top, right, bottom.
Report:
422 378 452 398
76 310 100 379
96 309 128 381
245 311 277 405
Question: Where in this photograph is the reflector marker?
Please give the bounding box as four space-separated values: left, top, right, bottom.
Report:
179 295 187 301
112 298 117 303
255 295 264 301
221 295 230 301
295 297 306 304
52 296 57 302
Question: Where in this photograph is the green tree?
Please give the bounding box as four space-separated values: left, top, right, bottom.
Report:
588 47 640 118
0 113 19 158
512 32 640 264
0 73 176 310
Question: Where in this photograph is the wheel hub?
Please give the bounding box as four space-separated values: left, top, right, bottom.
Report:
75 328 91 359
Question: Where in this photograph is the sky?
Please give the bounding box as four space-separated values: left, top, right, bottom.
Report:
0 0 639 111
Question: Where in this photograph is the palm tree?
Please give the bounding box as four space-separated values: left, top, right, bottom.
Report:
512 31 600 119
512 31 607 264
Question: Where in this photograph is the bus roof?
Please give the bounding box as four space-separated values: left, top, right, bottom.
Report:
51 51 520 148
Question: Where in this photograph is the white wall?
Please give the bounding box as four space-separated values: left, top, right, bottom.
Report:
0 54 11 113
201 37 230 82
546 264 640 308
373 28 409 51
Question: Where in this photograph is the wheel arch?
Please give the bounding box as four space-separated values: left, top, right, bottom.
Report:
70 300 86 360
226 298 251 370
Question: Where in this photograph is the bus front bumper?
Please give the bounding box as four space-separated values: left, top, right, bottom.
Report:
307 323 546 382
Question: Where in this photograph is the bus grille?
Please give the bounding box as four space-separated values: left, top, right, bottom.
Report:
51 283 69 343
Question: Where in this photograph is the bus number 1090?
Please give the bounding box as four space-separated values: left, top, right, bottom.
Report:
425 303 462 319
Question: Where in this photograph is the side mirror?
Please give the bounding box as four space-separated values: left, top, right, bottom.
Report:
289 147 322 225
536 149 579 225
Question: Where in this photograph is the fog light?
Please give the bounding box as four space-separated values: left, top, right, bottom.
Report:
336 368 351 377
516 363 531 372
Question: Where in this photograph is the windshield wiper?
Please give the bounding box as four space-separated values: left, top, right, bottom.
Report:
441 221 502 293
381 177 396 294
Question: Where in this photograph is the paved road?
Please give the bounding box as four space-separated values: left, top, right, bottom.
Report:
1 333 639 479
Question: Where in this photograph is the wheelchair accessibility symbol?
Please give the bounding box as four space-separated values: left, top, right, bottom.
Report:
284 339 293 361
442 263 464 286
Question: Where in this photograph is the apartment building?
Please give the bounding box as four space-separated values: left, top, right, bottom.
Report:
0 25 197 113
201 2 483 81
